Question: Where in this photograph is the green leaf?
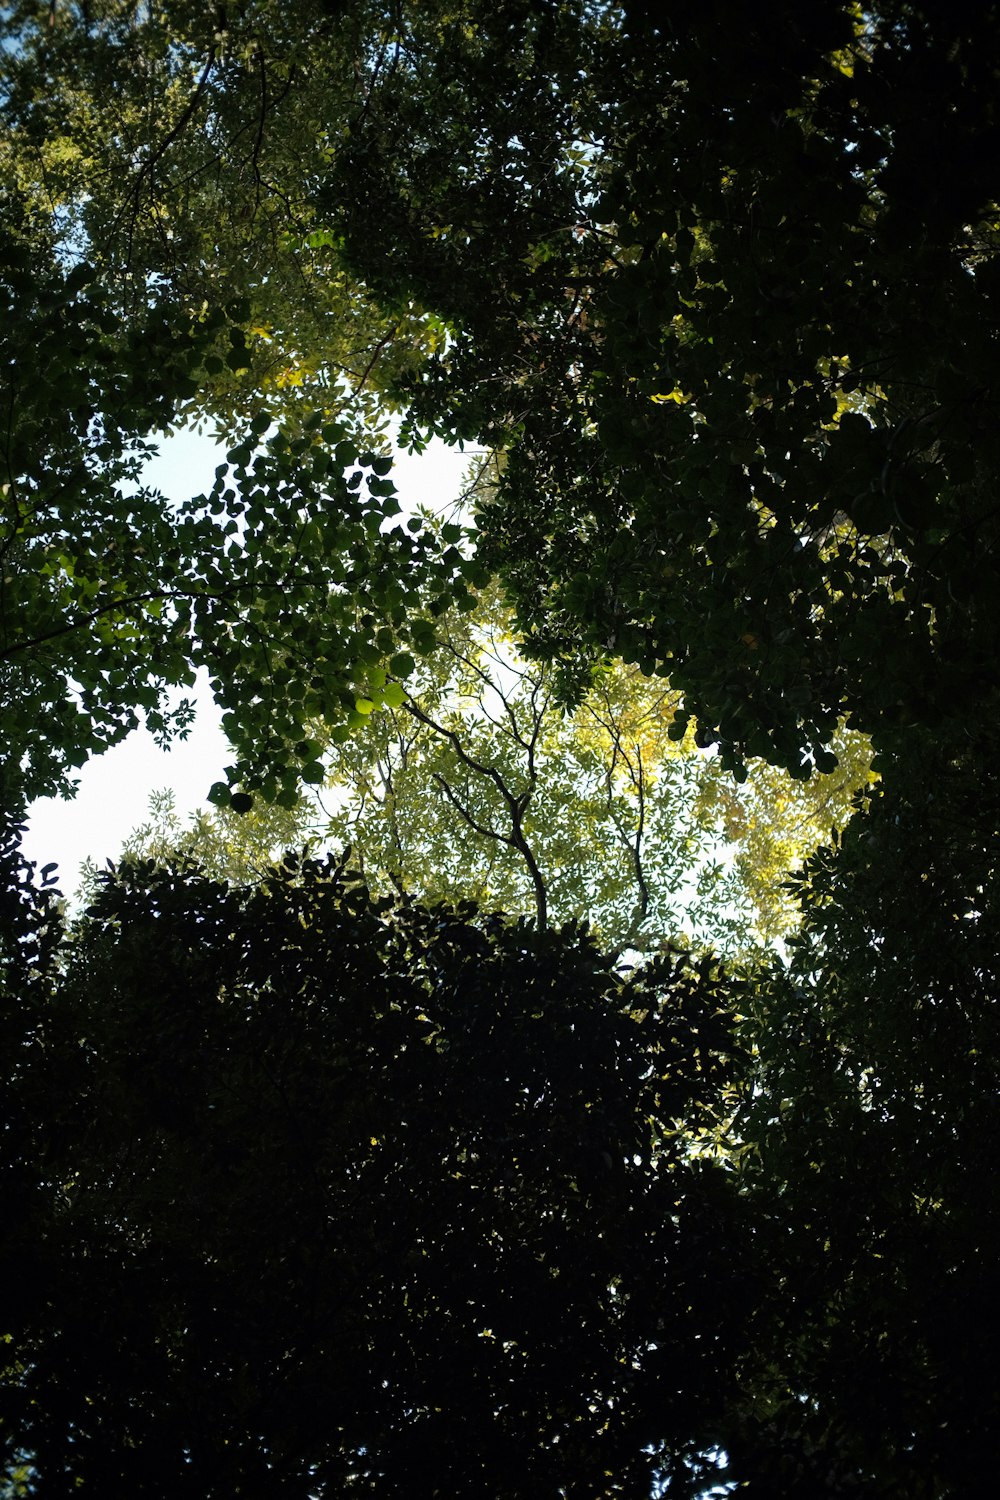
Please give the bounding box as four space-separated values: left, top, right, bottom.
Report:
411 627 437 655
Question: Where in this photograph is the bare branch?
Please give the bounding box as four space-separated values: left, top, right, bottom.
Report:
431 772 503 844
405 697 549 928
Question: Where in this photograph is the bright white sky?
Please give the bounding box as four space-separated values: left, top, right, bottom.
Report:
21 424 478 898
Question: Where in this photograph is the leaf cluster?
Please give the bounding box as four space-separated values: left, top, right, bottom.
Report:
323 0 1000 773
3 857 749 1499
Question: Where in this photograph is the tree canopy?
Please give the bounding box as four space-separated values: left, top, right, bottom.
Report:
3 2 1000 1496
122 587 873 954
322 0 1000 772
10 0 997 797
6 856 750 1499
0 224 476 805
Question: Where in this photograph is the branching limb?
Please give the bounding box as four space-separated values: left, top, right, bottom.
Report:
405 698 549 928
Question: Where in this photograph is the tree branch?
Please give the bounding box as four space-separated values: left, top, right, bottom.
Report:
405 698 548 928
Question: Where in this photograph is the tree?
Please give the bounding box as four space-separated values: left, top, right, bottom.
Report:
315 587 878 951
726 724 1000 1495
0 214 213 801
0 0 440 437
693 720 875 944
318 583 754 951
117 786 320 890
1 0 482 814
120 587 873 955
9 1 1000 777
5 7 1000 1494
2 855 754 1499
321 0 1000 772
0 201 474 808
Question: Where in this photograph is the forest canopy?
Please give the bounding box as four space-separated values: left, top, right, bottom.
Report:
3 1 1000 1495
